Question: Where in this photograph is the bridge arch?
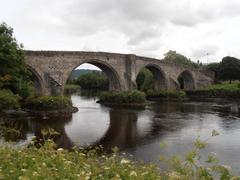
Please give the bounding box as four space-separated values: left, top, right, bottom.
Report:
177 70 195 90
136 63 168 91
26 65 44 96
65 59 122 91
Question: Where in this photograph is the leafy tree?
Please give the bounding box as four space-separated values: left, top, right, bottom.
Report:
136 68 154 92
75 71 109 90
0 22 32 97
206 62 220 82
219 56 240 83
163 50 200 68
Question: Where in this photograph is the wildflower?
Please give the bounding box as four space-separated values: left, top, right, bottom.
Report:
168 171 181 180
129 171 137 177
57 148 64 152
21 169 26 172
120 158 130 164
222 165 231 170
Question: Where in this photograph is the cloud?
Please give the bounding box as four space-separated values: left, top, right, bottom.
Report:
1 0 240 63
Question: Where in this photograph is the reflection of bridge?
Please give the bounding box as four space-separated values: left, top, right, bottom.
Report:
25 51 214 95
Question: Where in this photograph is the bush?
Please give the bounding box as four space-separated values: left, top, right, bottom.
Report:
24 96 72 111
146 90 186 99
99 91 146 104
0 89 20 110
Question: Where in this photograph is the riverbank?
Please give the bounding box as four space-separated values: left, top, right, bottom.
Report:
0 136 237 179
186 82 240 99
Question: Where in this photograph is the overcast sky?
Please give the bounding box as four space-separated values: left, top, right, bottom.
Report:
1 0 240 69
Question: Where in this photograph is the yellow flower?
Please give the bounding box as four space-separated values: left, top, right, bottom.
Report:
129 171 137 177
120 158 130 164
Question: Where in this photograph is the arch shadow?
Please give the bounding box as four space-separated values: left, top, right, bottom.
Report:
136 63 168 91
177 70 195 90
26 65 44 96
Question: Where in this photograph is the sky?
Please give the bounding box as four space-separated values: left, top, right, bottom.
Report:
1 0 240 69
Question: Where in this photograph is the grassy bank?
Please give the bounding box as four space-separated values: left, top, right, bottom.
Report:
187 82 240 98
0 131 237 179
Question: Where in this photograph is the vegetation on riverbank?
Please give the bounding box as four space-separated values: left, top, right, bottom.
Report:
187 82 240 98
146 90 186 100
64 84 81 94
98 91 146 103
24 96 72 111
0 89 20 110
0 129 237 179
98 91 146 109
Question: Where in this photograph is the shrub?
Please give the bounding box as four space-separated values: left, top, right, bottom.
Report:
0 89 20 110
146 90 186 99
24 96 72 110
99 90 146 104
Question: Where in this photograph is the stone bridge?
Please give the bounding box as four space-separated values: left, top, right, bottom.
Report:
24 50 214 96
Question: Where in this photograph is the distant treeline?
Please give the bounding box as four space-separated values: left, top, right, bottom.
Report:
69 71 109 90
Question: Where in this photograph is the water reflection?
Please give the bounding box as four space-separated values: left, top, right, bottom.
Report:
1 94 240 173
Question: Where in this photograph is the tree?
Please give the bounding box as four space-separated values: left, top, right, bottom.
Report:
219 56 240 83
136 68 154 92
0 22 32 97
163 50 200 68
206 62 220 82
75 71 109 90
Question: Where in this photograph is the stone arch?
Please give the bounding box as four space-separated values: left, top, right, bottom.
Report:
65 59 122 91
26 65 44 96
177 70 195 90
136 63 168 90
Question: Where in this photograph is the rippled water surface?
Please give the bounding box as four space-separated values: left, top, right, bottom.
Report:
1 94 240 174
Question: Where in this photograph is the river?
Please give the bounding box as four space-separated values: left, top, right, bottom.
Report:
1 93 240 174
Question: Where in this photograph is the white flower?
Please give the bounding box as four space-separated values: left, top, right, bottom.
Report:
130 171 137 176
120 158 130 164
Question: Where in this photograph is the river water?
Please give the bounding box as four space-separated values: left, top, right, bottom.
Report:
1 93 240 174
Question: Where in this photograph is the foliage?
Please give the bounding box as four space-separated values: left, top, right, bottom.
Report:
75 71 109 90
0 89 20 110
24 96 72 111
218 56 240 83
163 50 201 68
187 82 240 98
99 90 146 104
0 129 238 179
146 90 186 99
136 68 154 92
64 84 81 94
206 62 220 82
0 22 33 97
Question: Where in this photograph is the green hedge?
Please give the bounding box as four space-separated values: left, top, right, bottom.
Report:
99 91 146 104
24 96 72 111
0 89 20 110
146 90 186 99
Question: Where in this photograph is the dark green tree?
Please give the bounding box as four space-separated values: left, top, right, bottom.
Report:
76 71 109 90
0 22 32 97
136 68 154 92
163 50 200 68
219 56 240 83
206 62 220 82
